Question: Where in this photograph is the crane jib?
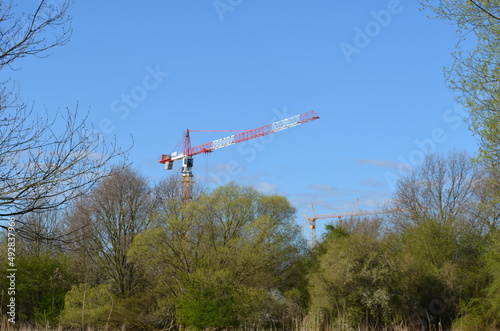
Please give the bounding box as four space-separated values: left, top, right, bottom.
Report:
188 112 318 155
271 114 301 132
159 111 319 203
159 111 319 160
211 134 236 150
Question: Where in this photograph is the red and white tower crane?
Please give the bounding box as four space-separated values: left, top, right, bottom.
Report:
159 111 320 202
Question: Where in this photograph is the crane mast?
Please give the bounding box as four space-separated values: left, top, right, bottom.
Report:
160 111 319 202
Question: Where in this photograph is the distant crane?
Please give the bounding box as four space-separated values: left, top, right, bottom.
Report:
159 111 320 203
303 203 405 247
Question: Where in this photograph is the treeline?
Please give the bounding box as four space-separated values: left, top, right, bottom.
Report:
309 152 500 330
0 150 499 330
1 0 499 329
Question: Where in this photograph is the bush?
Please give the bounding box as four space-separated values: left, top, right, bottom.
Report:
309 229 404 328
59 283 115 328
0 253 76 324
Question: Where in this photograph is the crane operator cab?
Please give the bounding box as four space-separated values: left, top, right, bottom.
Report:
181 156 194 177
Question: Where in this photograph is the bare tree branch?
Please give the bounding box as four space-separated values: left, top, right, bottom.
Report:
66 166 154 295
0 1 130 243
393 151 480 231
0 106 127 220
0 0 72 69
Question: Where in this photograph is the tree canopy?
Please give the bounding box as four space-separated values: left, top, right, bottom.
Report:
128 183 308 330
420 0 500 167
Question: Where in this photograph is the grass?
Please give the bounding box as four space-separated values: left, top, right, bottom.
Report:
0 315 454 330
0 317 122 331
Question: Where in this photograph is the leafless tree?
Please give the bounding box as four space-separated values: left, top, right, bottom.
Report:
0 1 127 235
469 169 500 235
393 150 479 231
0 0 72 69
14 209 65 256
66 166 154 296
154 174 207 203
0 108 125 217
335 215 385 239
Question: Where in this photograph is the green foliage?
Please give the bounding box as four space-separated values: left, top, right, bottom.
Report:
485 234 500 324
59 283 115 328
175 270 240 330
456 232 500 329
2 158 497 330
387 150 497 329
309 230 404 328
391 216 490 329
0 253 75 323
308 149 496 329
323 224 349 241
60 283 157 329
309 216 489 329
419 0 500 167
129 183 308 330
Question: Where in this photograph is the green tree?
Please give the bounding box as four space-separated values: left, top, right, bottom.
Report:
391 151 490 329
59 283 115 328
175 269 241 330
419 1 500 167
391 218 484 330
479 232 500 327
0 210 79 324
129 183 307 330
0 251 77 323
471 169 500 235
456 232 500 329
308 223 404 330
59 282 158 329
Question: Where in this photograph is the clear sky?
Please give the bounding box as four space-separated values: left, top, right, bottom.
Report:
10 0 478 238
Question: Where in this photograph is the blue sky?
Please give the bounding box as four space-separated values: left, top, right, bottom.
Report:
10 0 478 239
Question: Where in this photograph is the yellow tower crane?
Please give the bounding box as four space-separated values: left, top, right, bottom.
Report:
303 203 405 247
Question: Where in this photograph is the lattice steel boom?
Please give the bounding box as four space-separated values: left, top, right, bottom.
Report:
303 203 406 247
159 111 319 202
